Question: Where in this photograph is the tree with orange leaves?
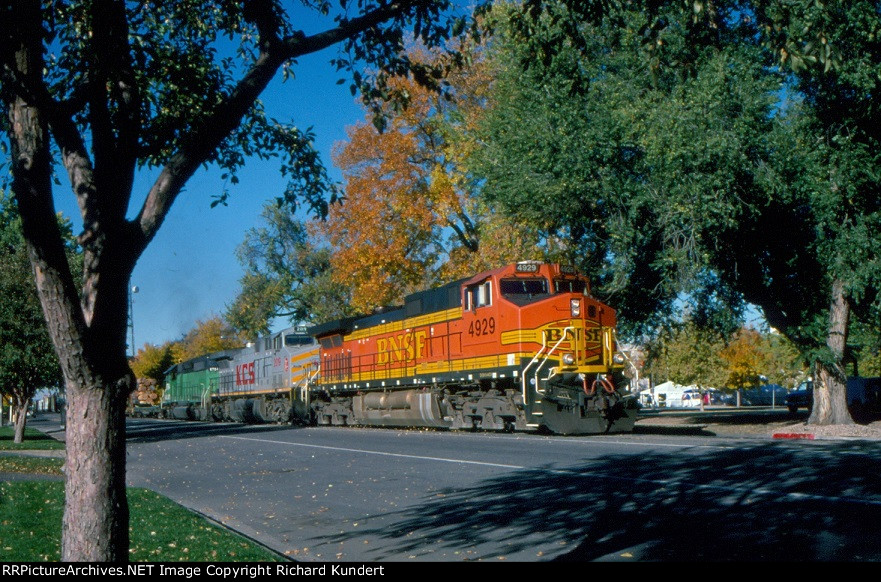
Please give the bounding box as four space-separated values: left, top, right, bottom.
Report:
719 328 767 391
232 39 543 324
321 45 540 313
720 327 804 391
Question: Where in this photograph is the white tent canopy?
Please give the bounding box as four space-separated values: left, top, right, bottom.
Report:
640 382 717 408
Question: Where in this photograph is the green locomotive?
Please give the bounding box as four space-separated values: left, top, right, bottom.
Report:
161 350 240 420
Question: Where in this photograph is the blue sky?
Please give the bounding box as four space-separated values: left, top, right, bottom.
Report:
39 3 476 353
54 45 366 350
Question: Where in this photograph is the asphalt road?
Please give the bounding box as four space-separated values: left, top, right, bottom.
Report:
119 418 881 562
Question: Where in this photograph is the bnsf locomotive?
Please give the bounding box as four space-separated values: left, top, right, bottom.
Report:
160 262 638 434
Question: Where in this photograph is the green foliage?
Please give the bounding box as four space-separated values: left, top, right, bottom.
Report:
646 323 804 391
850 321 881 377
761 331 807 387
471 2 777 337
31 1 468 217
469 0 881 398
746 1 881 402
226 204 354 336
859 349 881 378
719 327 804 390
646 321 727 389
756 0 881 79
0 195 65 410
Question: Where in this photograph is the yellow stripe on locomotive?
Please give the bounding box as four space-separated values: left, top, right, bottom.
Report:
309 262 637 434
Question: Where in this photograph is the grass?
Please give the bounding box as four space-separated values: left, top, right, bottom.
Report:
1 425 283 562
0 455 64 476
0 426 65 451
0 482 284 562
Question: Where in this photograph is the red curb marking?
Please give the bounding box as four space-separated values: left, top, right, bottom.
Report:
772 433 815 440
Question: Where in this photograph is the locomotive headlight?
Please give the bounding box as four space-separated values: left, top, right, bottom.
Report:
570 299 581 317
613 353 626 365
563 353 576 365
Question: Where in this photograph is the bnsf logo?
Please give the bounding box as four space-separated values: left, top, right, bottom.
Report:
376 331 428 365
544 327 603 343
235 362 256 385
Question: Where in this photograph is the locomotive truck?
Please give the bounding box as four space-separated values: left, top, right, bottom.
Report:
160 262 638 434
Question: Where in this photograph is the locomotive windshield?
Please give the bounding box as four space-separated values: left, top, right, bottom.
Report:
500 278 551 305
285 334 314 347
554 279 588 294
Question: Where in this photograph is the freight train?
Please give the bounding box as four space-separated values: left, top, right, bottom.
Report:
158 262 638 434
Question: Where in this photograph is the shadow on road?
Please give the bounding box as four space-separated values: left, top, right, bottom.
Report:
633 424 716 436
318 440 881 561
124 418 307 444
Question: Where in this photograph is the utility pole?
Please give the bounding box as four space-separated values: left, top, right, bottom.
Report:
129 285 139 358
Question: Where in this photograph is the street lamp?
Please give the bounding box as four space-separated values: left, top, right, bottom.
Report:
129 285 139 358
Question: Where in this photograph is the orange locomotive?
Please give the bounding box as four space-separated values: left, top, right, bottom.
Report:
303 262 638 434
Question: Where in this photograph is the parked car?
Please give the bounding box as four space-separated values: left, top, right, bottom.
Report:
739 384 789 406
786 381 812 413
786 377 881 420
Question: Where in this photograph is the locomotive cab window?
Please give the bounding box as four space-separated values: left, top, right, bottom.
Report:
554 279 588 295
319 334 343 350
285 334 313 347
500 278 551 305
465 280 493 310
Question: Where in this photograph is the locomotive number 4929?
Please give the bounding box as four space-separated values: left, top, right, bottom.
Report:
469 317 496 337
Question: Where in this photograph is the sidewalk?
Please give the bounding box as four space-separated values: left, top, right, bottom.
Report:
0 413 66 481
636 407 881 440
25 411 67 442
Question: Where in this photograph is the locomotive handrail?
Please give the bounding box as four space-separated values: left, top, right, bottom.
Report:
298 368 321 409
522 326 575 405
201 384 213 417
603 327 614 368
521 340 551 405
533 327 575 395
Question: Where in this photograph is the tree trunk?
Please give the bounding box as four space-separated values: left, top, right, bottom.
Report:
5 3 134 559
12 397 30 444
808 279 853 426
62 374 132 562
